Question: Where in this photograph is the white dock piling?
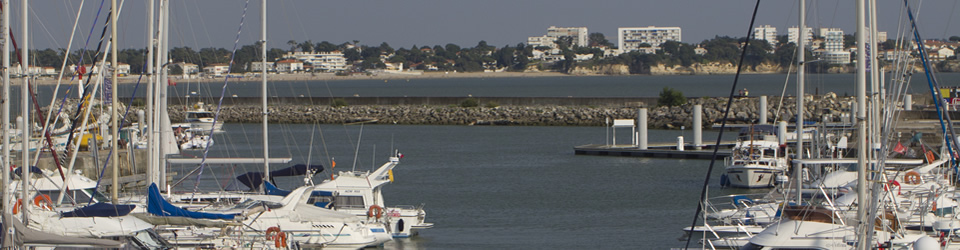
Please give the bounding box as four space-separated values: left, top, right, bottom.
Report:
759 96 767 124
693 105 702 150
638 108 648 149
677 136 685 151
778 121 787 145
904 94 912 111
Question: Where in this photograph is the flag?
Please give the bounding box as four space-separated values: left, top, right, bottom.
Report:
331 159 336 168
168 79 176 86
398 152 404 159
77 66 86 80
893 141 907 154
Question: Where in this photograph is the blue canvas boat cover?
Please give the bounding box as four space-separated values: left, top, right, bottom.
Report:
146 183 236 220
60 202 136 217
12 166 42 177
236 164 324 190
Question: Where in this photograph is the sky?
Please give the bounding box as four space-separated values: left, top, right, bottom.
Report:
10 0 960 50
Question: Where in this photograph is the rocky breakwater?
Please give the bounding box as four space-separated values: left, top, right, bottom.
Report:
167 93 854 128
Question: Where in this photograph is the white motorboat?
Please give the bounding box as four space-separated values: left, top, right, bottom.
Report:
184 101 223 133
721 126 789 188
298 153 433 238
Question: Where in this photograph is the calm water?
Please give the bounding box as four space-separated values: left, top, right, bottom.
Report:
11 72 958 107
169 123 747 249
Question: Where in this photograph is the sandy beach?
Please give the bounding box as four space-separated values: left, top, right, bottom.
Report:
29 71 578 85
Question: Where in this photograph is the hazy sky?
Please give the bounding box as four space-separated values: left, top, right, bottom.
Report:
11 0 960 50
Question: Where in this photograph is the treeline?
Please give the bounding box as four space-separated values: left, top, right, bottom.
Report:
22 34 910 75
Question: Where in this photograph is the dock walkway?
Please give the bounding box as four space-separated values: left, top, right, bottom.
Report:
574 141 737 160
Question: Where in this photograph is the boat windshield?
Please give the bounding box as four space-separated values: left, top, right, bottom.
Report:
37 188 103 204
231 199 282 210
187 112 215 119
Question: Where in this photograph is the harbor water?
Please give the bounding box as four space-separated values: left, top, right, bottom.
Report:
174 123 752 249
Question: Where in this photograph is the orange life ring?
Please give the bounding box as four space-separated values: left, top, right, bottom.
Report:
274 231 287 248
34 194 53 210
367 205 384 219
12 199 22 214
933 201 939 212
265 226 281 240
904 171 922 185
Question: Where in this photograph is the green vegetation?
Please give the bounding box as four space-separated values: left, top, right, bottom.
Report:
26 33 952 76
658 87 687 107
459 98 479 108
484 101 499 108
331 98 348 108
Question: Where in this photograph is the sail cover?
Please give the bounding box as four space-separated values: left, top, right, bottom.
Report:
60 202 136 217
146 183 236 220
236 164 324 190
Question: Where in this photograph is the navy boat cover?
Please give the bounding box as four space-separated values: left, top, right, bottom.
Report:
146 183 237 220
61 202 136 217
236 164 324 190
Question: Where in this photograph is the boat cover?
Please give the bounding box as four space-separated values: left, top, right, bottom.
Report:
1 212 123 248
12 166 42 177
236 164 324 190
60 202 136 217
146 183 237 220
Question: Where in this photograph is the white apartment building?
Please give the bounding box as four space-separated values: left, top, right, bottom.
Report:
276 59 305 73
546 26 589 47
618 26 682 53
822 28 845 52
249 62 275 72
203 63 230 76
753 25 778 45
284 51 347 72
173 62 200 74
788 26 814 47
527 35 557 48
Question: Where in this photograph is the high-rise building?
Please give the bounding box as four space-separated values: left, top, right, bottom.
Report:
788 26 814 46
546 26 589 47
821 28 845 52
617 26 682 53
753 25 778 46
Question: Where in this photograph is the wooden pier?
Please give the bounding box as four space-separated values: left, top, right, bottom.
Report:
574 142 737 160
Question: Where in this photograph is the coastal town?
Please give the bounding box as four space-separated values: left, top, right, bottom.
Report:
11 24 960 82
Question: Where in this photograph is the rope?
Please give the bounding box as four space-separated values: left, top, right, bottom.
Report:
904 0 960 176
191 0 251 196
684 0 761 249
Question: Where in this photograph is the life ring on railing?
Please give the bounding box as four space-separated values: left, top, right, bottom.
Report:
12 199 22 214
265 226 281 240
904 171 922 185
933 201 938 212
367 205 384 219
274 231 287 248
34 194 53 210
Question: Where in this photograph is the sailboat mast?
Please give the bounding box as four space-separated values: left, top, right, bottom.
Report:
795 0 806 206
20 0 29 223
855 0 870 247
261 0 269 192
146 0 157 187
158 0 169 190
110 0 119 202
1 0 11 243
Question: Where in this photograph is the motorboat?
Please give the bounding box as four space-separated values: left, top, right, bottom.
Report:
184 101 223 133
721 125 789 188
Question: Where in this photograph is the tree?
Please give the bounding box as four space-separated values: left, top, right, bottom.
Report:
657 87 687 107
287 40 298 52
951 36 960 42
588 32 613 47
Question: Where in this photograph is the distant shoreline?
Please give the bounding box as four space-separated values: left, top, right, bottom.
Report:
27 71 581 85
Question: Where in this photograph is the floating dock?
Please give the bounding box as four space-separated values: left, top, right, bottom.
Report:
574 142 736 160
